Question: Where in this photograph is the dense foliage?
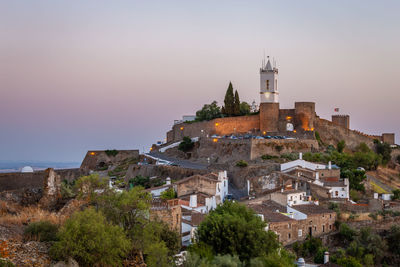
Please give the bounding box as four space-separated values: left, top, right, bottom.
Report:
223 82 235 116
160 187 177 200
50 208 131 267
74 173 109 201
192 201 287 263
236 160 248 167
195 101 222 121
128 175 164 189
105 149 119 157
178 136 195 152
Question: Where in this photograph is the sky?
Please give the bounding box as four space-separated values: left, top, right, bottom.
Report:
0 0 399 162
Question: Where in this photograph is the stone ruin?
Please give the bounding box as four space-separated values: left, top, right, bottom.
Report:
38 168 62 210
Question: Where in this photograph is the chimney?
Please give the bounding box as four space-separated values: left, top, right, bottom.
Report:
281 188 284 193
299 152 303 160
189 194 197 208
328 161 332 170
324 251 329 264
166 177 171 185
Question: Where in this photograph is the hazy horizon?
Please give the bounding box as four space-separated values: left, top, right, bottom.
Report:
1 0 399 162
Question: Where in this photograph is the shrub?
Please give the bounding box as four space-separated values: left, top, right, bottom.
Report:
274 145 284 152
337 140 346 153
280 153 298 161
0 259 14 267
160 188 177 200
50 208 130 267
261 154 278 160
74 174 109 201
350 189 361 202
236 160 248 167
178 136 195 152
392 189 400 200
339 223 356 242
24 221 58 242
60 179 75 199
105 149 119 157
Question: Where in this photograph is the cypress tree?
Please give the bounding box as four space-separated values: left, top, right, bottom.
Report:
234 90 240 116
223 82 234 116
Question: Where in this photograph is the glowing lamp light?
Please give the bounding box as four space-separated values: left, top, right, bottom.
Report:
90 152 95 156
180 127 184 131
213 138 218 143
150 147 153 151
286 116 292 121
263 131 266 135
215 123 219 126
293 130 297 133
311 128 315 131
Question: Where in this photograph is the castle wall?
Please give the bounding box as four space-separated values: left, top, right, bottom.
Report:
168 115 260 143
332 115 350 129
250 139 319 160
315 118 380 149
80 150 139 171
295 102 316 131
0 168 85 192
382 133 395 145
259 103 280 133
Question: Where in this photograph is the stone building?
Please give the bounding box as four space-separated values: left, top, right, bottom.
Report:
150 198 182 233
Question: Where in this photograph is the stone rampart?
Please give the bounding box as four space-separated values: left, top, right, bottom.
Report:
80 149 139 171
250 139 319 159
315 118 382 149
167 115 260 143
0 168 85 192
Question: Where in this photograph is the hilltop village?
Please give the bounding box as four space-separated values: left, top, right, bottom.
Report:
1 60 400 267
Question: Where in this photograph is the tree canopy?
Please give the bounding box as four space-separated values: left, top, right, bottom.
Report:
193 201 281 262
195 101 222 121
223 82 235 116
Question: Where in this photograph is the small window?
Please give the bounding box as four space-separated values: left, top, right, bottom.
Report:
323 225 325 232
329 225 332 230
298 229 302 237
288 223 291 229
335 191 339 196
330 214 332 218
288 233 291 239
266 80 270 90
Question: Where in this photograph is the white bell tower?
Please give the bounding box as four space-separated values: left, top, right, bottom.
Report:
260 57 279 103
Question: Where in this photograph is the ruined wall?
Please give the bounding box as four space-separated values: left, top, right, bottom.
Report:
80 150 139 171
259 103 279 133
332 115 350 129
0 168 85 192
250 139 319 159
150 199 182 233
167 115 260 143
315 118 380 150
176 176 217 197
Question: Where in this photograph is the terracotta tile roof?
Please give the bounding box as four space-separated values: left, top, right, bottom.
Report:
248 201 294 223
174 174 219 185
292 204 334 215
323 180 346 187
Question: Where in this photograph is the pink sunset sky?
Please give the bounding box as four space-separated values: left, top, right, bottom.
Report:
0 0 399 162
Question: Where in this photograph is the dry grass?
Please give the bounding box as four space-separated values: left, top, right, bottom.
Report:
0 200 60 226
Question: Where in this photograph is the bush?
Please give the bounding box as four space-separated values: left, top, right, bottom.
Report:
0 259 14 267
178 136 195 152
392 189 400 200
350 189 361 202
60 179 75 199
24 221 58 242
50 208 130 267
195 101 222 121
261 154 278 160
337 140 346 153
374 140 392 165
105 149 119 157
236 160 248 167
74 174 109 201
280 153 298 161
160 188 177 200
339 223 357 242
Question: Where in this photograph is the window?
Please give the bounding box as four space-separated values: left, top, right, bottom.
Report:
323 225 325 232
335 191 339 196
288 233 291 239
266 80 270 90
330 214 332 218
329 225 332 230
288 223 291 229
298 229 302 237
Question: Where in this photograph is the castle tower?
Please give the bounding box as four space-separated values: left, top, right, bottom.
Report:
259 57 279 133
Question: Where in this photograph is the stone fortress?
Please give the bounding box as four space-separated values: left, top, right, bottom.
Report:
166 57 396 150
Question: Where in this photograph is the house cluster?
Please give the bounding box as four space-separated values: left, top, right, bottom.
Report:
244 153 348 244
148 171 229 246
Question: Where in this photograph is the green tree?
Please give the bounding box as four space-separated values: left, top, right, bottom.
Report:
195 101 222 121
337 140 346 153
234 90 240 116
179 136 195 152
160 188 177 200
223 82 235 116
194 201 280 262
374 140 392 165
49 208 130 267
341 169 366 191
392 189 400 200
240 102 251 115
387 225 400 255
74 174 109 202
